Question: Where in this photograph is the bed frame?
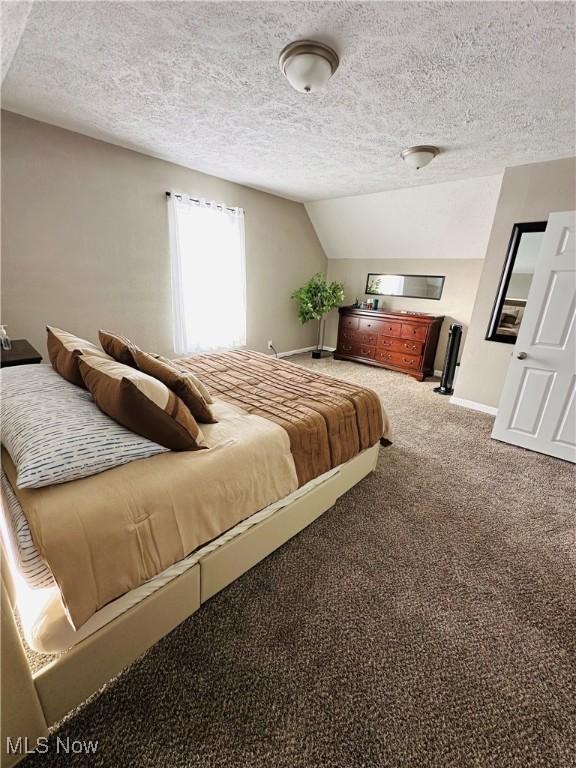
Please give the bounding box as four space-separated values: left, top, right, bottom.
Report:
1 443 379 767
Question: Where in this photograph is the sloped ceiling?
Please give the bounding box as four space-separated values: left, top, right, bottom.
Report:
306 174 503 260
0 0 32 81
2 1 575 201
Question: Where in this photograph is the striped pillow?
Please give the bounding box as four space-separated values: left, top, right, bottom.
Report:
0 365 168 488
79 354 206 451
1 472 54 589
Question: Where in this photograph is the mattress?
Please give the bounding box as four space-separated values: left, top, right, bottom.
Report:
1 464 339 654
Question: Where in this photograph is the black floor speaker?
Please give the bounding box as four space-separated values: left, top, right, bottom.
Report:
434 323 462 396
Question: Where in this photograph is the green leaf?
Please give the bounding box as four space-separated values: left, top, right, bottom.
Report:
291 273 345 324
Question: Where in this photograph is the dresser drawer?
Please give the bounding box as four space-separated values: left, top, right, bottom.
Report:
339 341 376 359
358 317 382 334
377 336 424 355
378 320 402 337
376 349 421 370
342 330 377 346
392 338 424 355
400 323 428 341
341 316 359 331
375 349 395 365
378 336 394 350
357 344 376 359
359 331 378 345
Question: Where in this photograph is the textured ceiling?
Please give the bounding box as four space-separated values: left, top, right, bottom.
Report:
2 1 575 201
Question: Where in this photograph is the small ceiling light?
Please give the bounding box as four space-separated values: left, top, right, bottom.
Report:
279 40 339 93
401 145 440 170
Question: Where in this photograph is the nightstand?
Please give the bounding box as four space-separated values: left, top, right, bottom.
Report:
0 339 43 367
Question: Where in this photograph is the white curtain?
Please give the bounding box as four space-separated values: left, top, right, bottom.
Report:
168 193 246 354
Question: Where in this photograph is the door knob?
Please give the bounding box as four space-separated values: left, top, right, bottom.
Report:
516 351 527 360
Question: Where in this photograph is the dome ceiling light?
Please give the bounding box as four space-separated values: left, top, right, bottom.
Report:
401 145 440 170
279 40 339 93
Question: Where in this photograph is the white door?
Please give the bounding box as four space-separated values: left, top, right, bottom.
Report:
492 211 576 462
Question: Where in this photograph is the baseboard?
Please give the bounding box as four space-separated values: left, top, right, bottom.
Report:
277 346 335 359
277 346 315 358
282 353 441 371
450 396 498 416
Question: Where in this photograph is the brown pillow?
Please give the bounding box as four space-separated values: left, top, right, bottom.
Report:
46 326 110 387
132 350 217 424
78 354 206 451
157 356 214 404
99 330 140 366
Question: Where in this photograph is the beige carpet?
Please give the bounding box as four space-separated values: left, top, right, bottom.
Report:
21 356 576 767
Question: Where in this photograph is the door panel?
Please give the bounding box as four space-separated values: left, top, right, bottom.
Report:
508 368 555 435
492 211 576 462
532 271 576 347
553 376 575 448
557 225 575 256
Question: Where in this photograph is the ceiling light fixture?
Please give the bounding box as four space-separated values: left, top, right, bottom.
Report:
279 40 339 93
401 145 440 170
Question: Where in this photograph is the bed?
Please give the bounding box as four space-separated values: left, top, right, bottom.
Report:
1 349 389 767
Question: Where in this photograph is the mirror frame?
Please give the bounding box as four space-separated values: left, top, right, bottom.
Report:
365 273 445 300
485 221 547 344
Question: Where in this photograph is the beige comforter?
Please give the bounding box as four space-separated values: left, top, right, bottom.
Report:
7 351 387 630
4 402 298 629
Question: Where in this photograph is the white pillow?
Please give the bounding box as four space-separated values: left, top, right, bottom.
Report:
1 471 54 588
1 364 168 488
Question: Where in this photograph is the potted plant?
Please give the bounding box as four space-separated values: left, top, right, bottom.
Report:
291 273 345 358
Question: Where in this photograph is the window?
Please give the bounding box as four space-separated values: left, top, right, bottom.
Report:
167 193 246 354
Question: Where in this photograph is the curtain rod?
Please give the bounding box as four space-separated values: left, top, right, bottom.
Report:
165 191 238 213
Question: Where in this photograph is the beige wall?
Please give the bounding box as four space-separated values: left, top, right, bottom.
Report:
325 258 484 371
454 156 576 409
305 175 502 262
1 111 327 360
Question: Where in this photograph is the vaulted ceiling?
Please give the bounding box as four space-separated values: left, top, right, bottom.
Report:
2 1 574 201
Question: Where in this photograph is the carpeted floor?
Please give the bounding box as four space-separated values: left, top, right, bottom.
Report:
21 356 576 767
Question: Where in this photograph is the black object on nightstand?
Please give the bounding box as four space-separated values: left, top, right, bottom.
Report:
0 339 42 367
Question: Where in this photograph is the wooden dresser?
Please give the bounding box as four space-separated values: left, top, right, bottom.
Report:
334 307 444 381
